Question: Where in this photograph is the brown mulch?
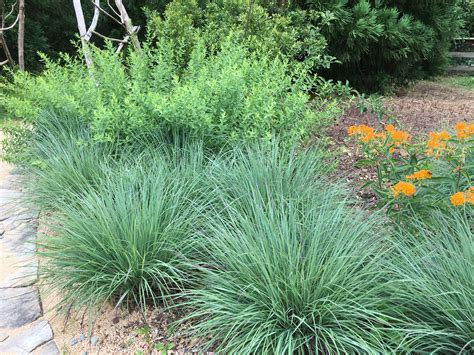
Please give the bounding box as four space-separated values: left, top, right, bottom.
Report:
326 80 474 190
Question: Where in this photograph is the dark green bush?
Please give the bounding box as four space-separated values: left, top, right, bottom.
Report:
298 0 464 91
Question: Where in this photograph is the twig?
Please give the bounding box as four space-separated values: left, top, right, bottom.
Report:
90 0 123 27
107 0 121 19
4 2 17 20
0 59 8 65
115 34 129 54
0 13 19 31
92 30 126 43
85 0 100 41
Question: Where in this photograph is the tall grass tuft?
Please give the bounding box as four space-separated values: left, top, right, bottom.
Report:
24 110 116 210
38 143 210 313
389 210 474 353
180 144 398 353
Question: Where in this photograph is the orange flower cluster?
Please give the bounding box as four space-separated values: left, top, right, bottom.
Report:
406 170 432 181
455 122 474 140
385 124 410 146
347 124 376 143
426 131 450 156
392 181 416 198
450 187 474 206
348 124 409 147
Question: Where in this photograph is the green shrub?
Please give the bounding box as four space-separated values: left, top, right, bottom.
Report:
147 0 465 92
460 0 474 37
179 145 400 353
292 0 464 91
1 37 325 154
146 0 335 74
38 143 209 312
390 211 473 352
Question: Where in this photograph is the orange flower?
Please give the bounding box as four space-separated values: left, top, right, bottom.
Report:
467 187 474 205
426 131 450 156
438 131 451 140
392 181 416 198
455 122 474 140
406 170 432 181
450 187 474 206
348 124 377 143
391 130 410 146
455 122 468 139
450 192 466 206
384 125 410 146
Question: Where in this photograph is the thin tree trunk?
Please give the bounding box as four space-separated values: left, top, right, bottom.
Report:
114 0 141 54
72 0 93 67
0 32 14 66
0 0 14 67
17 0 24 70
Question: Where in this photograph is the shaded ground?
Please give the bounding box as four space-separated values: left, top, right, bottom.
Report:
327 80 474 187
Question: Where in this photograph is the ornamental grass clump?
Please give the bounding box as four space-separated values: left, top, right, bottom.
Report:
389 211 473 353
38 147 209 313
179 145 400 353
23 111 116 211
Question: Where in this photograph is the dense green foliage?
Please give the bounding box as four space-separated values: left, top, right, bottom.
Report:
0 0 471 353
293 0 464 90
460 0 474 36
1 39 331 150
146 0 466 91
2 0 465 91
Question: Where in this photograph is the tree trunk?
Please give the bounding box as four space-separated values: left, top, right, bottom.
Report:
17 0 24 70
114 0 141 54
72 0 93 67
0 32 14 66
0 0 14 67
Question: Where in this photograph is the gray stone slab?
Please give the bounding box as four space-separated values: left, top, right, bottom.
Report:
33 340 60 355
0 188 22 201
0 259 38 288
1 221 37 257
14 210 40 221
0 287 41 328
0 189 22 222
0 320 53 353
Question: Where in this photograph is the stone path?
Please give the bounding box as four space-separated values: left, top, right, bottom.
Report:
0 146 59 353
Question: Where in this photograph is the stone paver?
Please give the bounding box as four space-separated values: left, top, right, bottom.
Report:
0 258 38 288
0 287 41 328
0 153 58 353
32 340 60 355
0 320 55 353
